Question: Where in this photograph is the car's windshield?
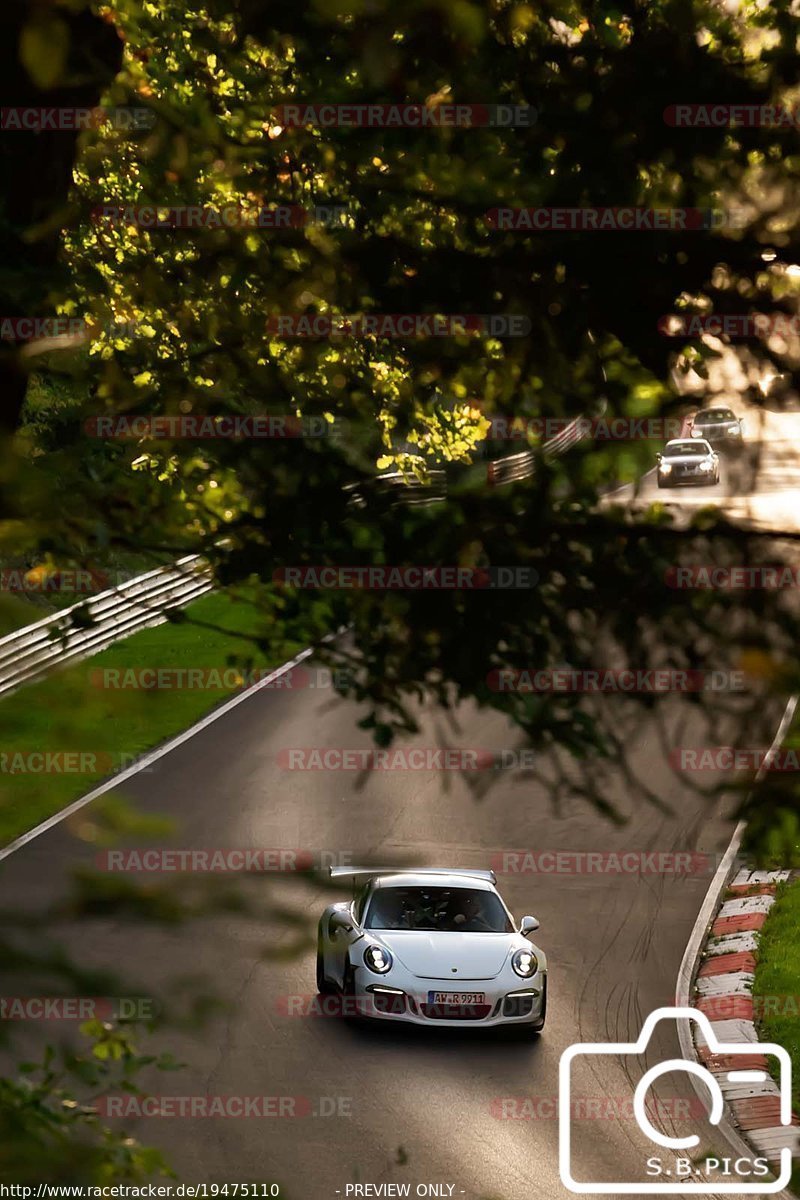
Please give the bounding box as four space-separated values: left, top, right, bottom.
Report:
666 442 708 456
364 886 514 932
695 410 734 423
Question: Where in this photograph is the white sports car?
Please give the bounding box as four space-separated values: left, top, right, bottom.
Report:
316 867 547 1030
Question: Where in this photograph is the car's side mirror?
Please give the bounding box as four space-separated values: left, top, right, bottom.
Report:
519 915 539 936
330 911 354 934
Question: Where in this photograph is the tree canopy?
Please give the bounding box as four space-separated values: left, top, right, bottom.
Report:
4 0 800 829
3 0 800 1183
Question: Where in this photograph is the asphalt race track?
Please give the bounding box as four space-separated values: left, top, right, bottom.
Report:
2 412 800 1200
610 406 800 533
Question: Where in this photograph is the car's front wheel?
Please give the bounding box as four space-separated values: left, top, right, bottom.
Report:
316 939 336 995
341 961 356 997
531 978 547 1033
338 961 365 1022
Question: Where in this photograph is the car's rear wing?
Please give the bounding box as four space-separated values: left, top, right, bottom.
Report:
328 866 497 885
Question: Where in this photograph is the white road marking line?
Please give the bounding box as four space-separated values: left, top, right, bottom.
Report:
0 645 316 865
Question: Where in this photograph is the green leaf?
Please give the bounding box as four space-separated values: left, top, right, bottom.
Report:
19 16 70 90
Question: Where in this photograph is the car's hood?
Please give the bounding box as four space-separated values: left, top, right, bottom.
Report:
693 422 739 434
663 454 713 465
372 931 517 979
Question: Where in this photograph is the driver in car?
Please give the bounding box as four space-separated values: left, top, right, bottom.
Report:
451 892 495 932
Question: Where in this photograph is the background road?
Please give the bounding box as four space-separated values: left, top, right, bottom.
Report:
2 410 800 1200
611 402 800 532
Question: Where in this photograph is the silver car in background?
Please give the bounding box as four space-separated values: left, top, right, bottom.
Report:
656 438 720 488
690 405 744 453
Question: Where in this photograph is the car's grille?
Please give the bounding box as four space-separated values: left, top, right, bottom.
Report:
502 994 534 1018
419 1003 493 1020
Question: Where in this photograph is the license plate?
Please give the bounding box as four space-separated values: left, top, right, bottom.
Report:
427 991 485 1005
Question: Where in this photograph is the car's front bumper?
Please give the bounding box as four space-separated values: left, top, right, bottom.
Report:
347 966 547 1027
658 470 716 485
693 431 743 450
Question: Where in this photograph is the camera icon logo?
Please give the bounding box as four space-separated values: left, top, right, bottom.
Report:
559 1006 793 1193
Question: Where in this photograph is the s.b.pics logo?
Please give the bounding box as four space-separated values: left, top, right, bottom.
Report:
559 1008 793 1193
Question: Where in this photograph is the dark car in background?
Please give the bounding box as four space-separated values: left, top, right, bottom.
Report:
689 406 744 453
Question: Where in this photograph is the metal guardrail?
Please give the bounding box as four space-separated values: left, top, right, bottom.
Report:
344 469 448 508
0 555 213 699
348 413 589 505
486 400 614 485
0 409 592 697
485 415 586 486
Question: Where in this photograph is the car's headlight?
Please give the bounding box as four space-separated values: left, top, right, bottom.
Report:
728 427 741 436
699 459 713 470
364 945 393 974
659 462 672 474
511 948 538 978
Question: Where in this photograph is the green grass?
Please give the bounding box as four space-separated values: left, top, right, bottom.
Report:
0 588 302 847
0 591 57 638
753 877 800 1111
0 550 176 636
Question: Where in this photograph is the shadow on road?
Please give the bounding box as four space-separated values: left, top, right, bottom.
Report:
314 1014 547 1054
